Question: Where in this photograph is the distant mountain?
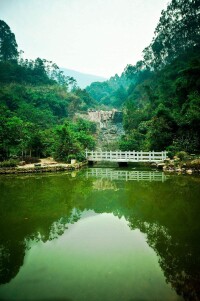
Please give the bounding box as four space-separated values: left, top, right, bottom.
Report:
61 68 107 89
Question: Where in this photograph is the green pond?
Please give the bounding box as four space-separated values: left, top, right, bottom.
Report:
0 167 200 301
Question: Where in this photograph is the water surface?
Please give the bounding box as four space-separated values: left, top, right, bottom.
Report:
0 168 199 301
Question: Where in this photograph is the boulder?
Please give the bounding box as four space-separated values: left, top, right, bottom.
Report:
157 163 165 169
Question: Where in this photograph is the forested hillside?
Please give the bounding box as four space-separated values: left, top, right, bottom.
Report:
0 20 96 162
86 0 200 154
0 0 199 162
86 73 131 108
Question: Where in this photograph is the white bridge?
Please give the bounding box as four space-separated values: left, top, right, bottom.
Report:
87 169 167 182
85 150 167 163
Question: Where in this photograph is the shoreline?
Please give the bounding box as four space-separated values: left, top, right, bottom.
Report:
0 161 88 175
156 159 200 175
1 160 200 176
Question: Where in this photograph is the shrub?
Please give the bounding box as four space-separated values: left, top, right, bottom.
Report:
176 151 188 161
20 157 40 164
166 150 174 159
166 145 176 159
0 159 19 168
76 152 86 162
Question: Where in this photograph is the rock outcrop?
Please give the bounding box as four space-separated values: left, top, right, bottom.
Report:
77 109 124 150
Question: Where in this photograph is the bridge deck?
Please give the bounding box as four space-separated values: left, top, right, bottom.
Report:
86 150 167 163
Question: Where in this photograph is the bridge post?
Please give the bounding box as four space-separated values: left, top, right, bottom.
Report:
162 151 167 161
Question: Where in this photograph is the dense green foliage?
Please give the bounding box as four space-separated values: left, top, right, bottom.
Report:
86 73 130 108
87 0 200 153
0 20 96 162
120 47 200 152
0 20 18 61
1 0 200 157
143 0 200 69
46 119 96 162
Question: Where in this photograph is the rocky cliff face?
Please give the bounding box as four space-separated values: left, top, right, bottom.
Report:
76 109 124 150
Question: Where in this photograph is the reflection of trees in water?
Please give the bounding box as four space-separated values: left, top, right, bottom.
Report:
126 176 200 301
0 173 92 285
129 219 200 301
0 173 200 300
0 207 82 285
48 209 82 241
0 241 25 285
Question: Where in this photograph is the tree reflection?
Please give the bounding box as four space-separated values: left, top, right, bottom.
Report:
0 172 200 300
126 176 200 301
0 242 25 285
0 173 92 284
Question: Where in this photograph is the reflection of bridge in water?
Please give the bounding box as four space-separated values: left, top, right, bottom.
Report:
86 169 168 182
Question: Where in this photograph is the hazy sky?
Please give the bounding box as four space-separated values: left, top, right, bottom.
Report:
0 0 168 77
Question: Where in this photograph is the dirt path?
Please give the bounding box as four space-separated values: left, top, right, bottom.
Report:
17 157 69 169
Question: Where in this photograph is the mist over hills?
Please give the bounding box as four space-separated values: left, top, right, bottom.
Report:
61 68 107 89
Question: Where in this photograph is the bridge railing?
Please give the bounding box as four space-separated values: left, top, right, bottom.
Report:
85 150 167 162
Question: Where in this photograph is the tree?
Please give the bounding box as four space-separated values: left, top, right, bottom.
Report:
53 120 96 162
143 0 200 69
0 20 18 61
54 123 81 161
144 105 177 151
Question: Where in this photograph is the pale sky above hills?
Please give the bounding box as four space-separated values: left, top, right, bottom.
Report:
0 0 168 77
